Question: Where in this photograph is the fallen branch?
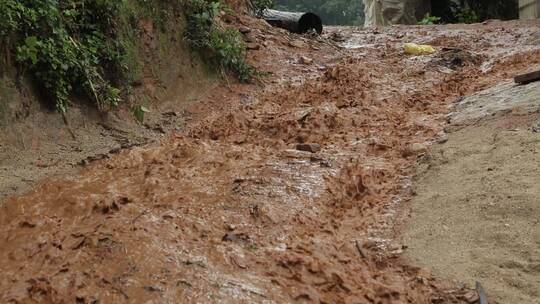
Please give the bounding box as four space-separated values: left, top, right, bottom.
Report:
514 69 540 85
61 111 77 140
355 240 367 259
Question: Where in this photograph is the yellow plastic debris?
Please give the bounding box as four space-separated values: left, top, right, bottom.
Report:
404 43 436 55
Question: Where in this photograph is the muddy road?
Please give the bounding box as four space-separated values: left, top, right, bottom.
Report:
1 20 539 303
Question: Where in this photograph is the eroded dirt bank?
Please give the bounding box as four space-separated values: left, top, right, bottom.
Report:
1 20 539 303
404 81 540 304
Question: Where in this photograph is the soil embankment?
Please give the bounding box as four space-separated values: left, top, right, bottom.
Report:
404 81 540 304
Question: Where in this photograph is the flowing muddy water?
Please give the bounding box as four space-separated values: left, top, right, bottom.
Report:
1 20 539 303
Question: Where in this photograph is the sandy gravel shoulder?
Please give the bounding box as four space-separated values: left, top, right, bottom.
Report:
403 80 540 304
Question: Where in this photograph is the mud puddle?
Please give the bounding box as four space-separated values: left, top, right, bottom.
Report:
1 20 540 303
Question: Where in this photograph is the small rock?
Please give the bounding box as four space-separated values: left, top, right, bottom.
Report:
329 32 346 42
221 14 236 24
532 122 540 133
93 200 120 214
299 56 313 65
162 212 175 220
144 285 164 293
230 254 248 269
289 39 307 48
463 291 479 303
232 134 247 144
184 257 207 268
244 34 256 43
162 111 178 117
404 143 427 156
238 26 251 34
145 123 166 134
282 149 312 159
436 136 449 144
66 236 86 250
336 99 350 109
296 143 321 153
438 66 455 74
246 43 260 50
19 220 37 228
222 232 250 243
416 276 429 285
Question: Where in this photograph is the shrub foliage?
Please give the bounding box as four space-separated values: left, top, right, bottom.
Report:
0 0 254 114
185 0 255 82
0 0 125 113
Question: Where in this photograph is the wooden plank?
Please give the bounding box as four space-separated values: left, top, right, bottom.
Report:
476 281 489 304
514 69 540 84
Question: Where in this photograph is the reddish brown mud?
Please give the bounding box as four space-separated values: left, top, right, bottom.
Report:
1 20 539 303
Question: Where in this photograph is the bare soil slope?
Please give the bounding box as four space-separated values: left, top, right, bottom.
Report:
404 81 540 304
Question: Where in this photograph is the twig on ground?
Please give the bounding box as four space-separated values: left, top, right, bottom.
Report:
355 240 367 259
61 112 77 140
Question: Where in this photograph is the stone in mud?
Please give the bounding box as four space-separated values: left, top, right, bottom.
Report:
231 134 248 145
532 121 540 133
299 56 313 65
19 220 36 228
404 143 427 156
222 232 250 243
221 13 236 24
93 200 120 214
238 26 251 34
436 135 449 144
435 48 484 69
247 43 260 50
296 143 321 153
463 291 480 303
336 99 351 109
289 39 307 48
329 32 346 42
282 149 313 159
244 34 257 43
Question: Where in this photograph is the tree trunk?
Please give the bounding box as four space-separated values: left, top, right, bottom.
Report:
261 9 323 34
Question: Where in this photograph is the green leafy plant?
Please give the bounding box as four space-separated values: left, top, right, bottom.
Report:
250 0 274 15
247 243 259 251
456 8 479 24
133 105 150 123
1 0 126 113
462 0 517 21
418 13 441 25
1 0 255 116
185 0 255 82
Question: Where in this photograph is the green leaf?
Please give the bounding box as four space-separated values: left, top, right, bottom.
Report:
133 105 150 123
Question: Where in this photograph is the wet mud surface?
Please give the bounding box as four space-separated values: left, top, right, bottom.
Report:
1 20 539 303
